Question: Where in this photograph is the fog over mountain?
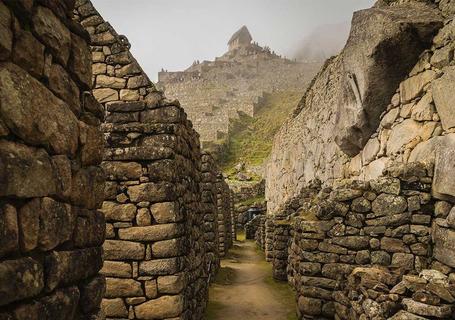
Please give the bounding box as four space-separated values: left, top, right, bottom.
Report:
91 0 375 81
292 22 352 62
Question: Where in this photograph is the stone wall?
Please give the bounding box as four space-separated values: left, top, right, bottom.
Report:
0 0 105 318
217 178 234 257
272 220 291 282
282 163 455 319
266 1 454 214
201 152 221 279
75 1 233 319
255 216 267 251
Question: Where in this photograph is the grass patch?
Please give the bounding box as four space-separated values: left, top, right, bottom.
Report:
235 195 266 208
219 91 302 173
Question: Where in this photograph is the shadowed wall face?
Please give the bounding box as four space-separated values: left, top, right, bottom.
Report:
0 0 105 318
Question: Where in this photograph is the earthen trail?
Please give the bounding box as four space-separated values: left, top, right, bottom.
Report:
205 239 296 320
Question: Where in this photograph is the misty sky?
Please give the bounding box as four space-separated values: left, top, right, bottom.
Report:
92 0 375 81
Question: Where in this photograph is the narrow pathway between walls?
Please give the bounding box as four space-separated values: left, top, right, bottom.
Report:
205 234 297 320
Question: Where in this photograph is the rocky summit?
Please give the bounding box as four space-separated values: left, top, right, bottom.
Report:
0 0 454 320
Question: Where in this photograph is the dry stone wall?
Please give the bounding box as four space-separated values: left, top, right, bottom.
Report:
201 152 221 279
266 0 454 214
265 163 455 319
217 178 234 257
0 0 105 318
75 1 234 319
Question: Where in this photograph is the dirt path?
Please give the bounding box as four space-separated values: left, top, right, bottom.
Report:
205 238 297 320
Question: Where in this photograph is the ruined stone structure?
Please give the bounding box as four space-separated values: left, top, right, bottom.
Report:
259 1 455 319
228 25 253 52
74 0 234 319
266 0 454 214
157 28 320 145
0 0 105 318
217 178 234 257
201 153 222 279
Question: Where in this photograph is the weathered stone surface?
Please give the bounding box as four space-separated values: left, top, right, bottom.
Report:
0 2 12 60
386 119 423 155
44 247 103 291
400 70 438 103
101 161 142 180
96 75 126 89
105 278 142 298
93 88 118 103
103 240 145 260
39 286 80 319
70 33 93 89
100 202 137 222
298 296 322 316
152 238 184 258
331 236 370 250
79 275 106 314
157 274 185 294
389 310 428 320
381 237 407 253
0 62 79 156
79 122 104 166
32 6 71 64
335 3 442 155
0 140 58 197
370 177 400 195
12 27 45 78
402 298 452 318
432 67 455 130
70 166 105 209
0 204 18 258
134 295 184 319
49 63 80 115
127 182 176 202
101 261 132 278
118 224 182 242
432 224 455 268
102 298 128 317
37 197 75 250
139 258 180 276
372 194 407 215
150 202 183 223
433 134 455 200
0 258 43 306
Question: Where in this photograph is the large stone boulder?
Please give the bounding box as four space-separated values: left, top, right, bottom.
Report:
334 2 443 156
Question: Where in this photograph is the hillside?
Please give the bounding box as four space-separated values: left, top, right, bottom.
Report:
219 91 302 180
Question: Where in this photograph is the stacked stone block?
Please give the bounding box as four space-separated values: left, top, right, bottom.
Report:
285 163 455 319
217 177 233 257
75 1 223 318
272 219 291 282
254 216 267 251
0 0 105 318
230 190 236 242
265 217 275 262
201 152 221 279
341 267 455 319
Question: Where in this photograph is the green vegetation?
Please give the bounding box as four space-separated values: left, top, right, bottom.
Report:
219 91 302 174
235 195 266 208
